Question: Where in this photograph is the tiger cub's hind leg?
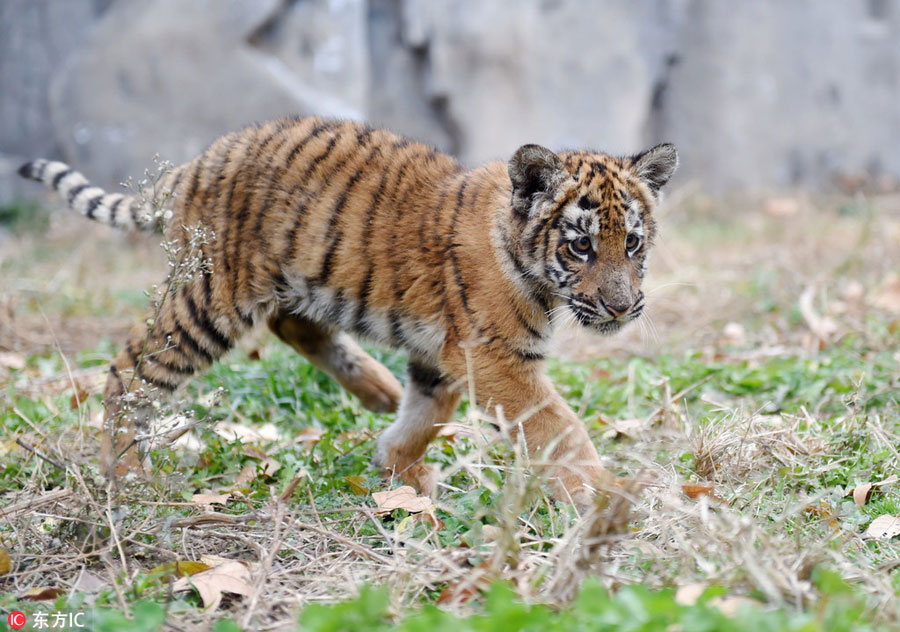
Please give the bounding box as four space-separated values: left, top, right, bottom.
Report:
102 281 243 476
374 360 461 494
268 313 403 413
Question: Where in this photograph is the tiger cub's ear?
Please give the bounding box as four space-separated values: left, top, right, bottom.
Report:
508 144 567 216
630 143 679 195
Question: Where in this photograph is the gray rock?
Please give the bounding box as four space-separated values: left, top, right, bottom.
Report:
659 0 900 190
48 0 364 190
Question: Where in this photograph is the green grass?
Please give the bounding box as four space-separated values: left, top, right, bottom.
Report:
1 324 898 630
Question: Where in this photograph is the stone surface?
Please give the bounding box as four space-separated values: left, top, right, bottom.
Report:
48 0 365 190
2 0 899 201
659 0 900 189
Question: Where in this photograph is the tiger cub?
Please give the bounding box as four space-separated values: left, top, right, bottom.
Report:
19 117 677 504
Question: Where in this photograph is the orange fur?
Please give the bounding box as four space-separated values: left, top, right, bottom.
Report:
19 117 677 502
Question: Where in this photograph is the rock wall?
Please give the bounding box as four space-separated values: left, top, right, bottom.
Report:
2 0 899 202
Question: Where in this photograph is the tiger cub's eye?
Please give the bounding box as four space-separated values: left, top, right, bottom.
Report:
570 236 592 255
625 233 641 253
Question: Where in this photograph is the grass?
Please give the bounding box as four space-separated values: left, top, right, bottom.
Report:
1 189 899 630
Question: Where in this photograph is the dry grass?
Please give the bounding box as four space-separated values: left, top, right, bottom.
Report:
1 186 899 629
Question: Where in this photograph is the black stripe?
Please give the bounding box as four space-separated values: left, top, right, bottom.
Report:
150 354 195 376
186 289 231 350
67 183 89 205
137 367 179 391
283 129 343 262
389 309 408 347
315 148 377 285
408 361 445 397
173 313 215 363
52 168 73 189
353 267 374 335
512 348 545 362
110 196 124 226
85 194 104 219
512 305 545 340
285 121 331 168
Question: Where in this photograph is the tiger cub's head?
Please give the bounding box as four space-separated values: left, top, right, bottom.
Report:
507 142 678 335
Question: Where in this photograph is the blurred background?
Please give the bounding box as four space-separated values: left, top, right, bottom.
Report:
2 0 900 202
1 0 899 359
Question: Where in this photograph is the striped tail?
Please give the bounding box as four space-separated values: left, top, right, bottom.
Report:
18 159 164 232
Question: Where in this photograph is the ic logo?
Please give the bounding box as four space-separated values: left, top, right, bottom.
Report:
7 611 26 629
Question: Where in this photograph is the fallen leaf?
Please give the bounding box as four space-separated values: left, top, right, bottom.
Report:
259 457 281 477
234 464 257 488
864 514 900 540
20 586 65 601
199 555 259 574
436 422 472 442
296 426 325 446
148 560 211 582
279 474 307 502
69 387 90 410
372 485 433 513
682 483 714 499
344 475 370 495
72 570 106 593
172 560 252 610
682 483 728 505
0 352 25 370
192 493 231 506
0 548 10 575
850 475 898 506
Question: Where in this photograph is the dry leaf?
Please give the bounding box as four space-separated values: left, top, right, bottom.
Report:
372 485 433 513
69 387 90 410
192 493 231 506
172 560 252 610
682 483 728 505
296 426 325 446
436 422 472 442
864 514 900 540
279 474 307 502
72 570 106 593
850 475 898 506
259 457 281 477
0 352 25 370
148 560 211 582
0 548 10 575
344 475 370 495
682 483 714 499
232 464 257 488
20 586 65 601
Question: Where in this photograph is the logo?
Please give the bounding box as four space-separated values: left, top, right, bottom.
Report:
7 611 26 629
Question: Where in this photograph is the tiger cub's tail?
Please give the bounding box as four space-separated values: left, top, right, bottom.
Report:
18 159 172 232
